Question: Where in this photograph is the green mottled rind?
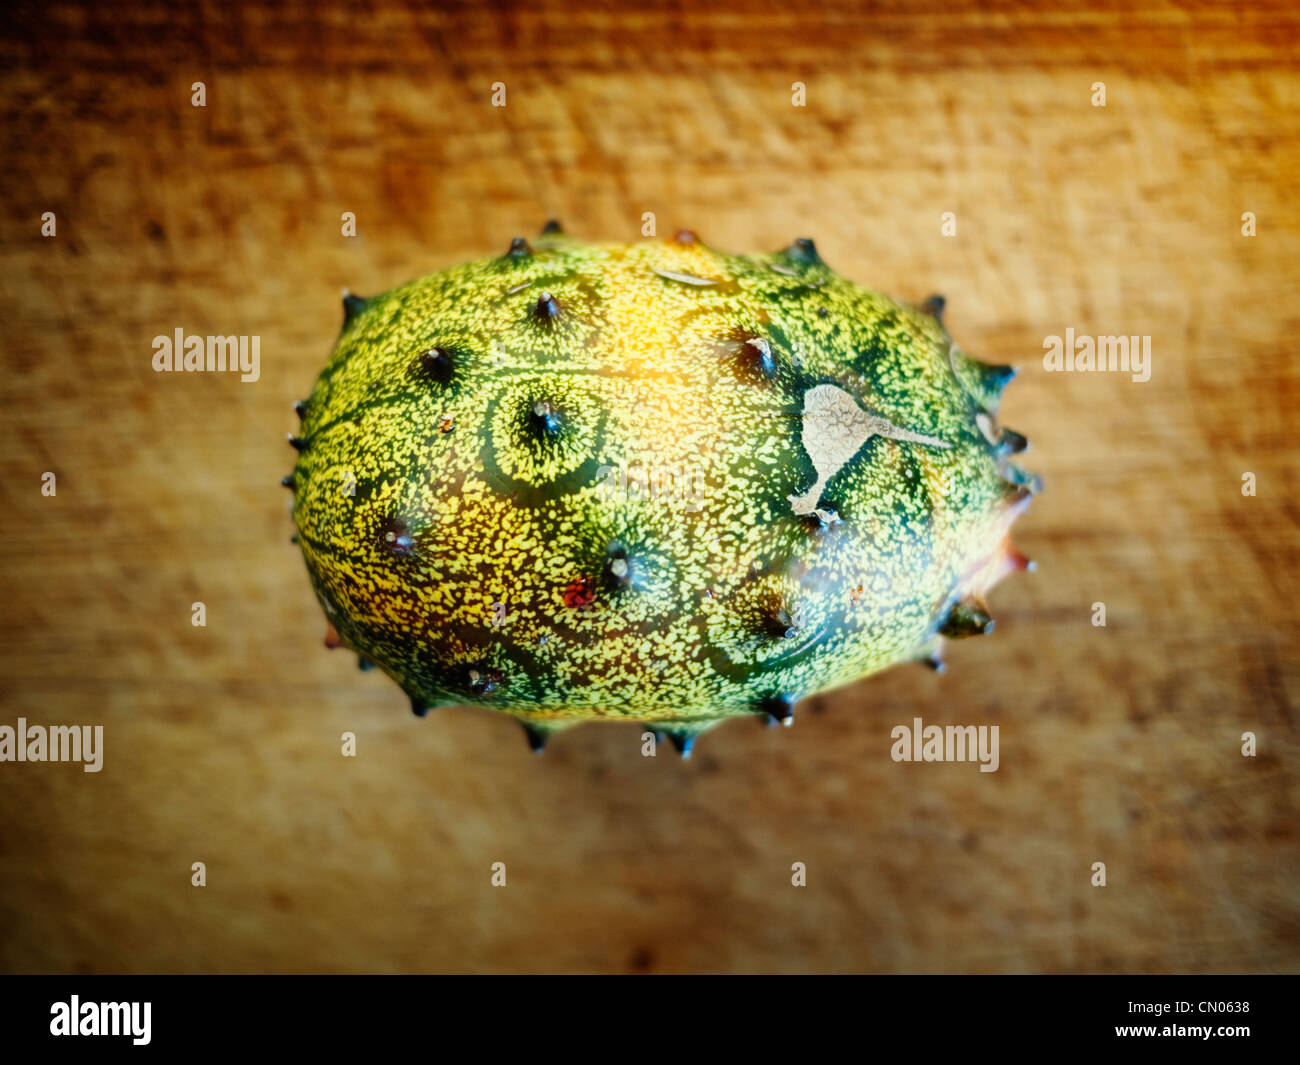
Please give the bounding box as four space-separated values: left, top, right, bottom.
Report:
290 234 1034 733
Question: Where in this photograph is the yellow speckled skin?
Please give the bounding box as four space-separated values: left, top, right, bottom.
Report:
288 228 1036 749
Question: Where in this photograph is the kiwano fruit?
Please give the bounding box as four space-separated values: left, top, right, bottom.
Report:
286 224 1037 756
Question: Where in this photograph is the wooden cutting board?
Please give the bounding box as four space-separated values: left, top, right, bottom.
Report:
0 0 1296 973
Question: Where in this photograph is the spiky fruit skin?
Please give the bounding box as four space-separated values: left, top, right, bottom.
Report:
288 229 1036 748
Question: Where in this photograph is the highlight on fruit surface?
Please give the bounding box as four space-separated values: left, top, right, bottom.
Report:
285 223 1038 755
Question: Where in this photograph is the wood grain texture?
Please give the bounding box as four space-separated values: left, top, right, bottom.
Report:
0 0 1297 973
